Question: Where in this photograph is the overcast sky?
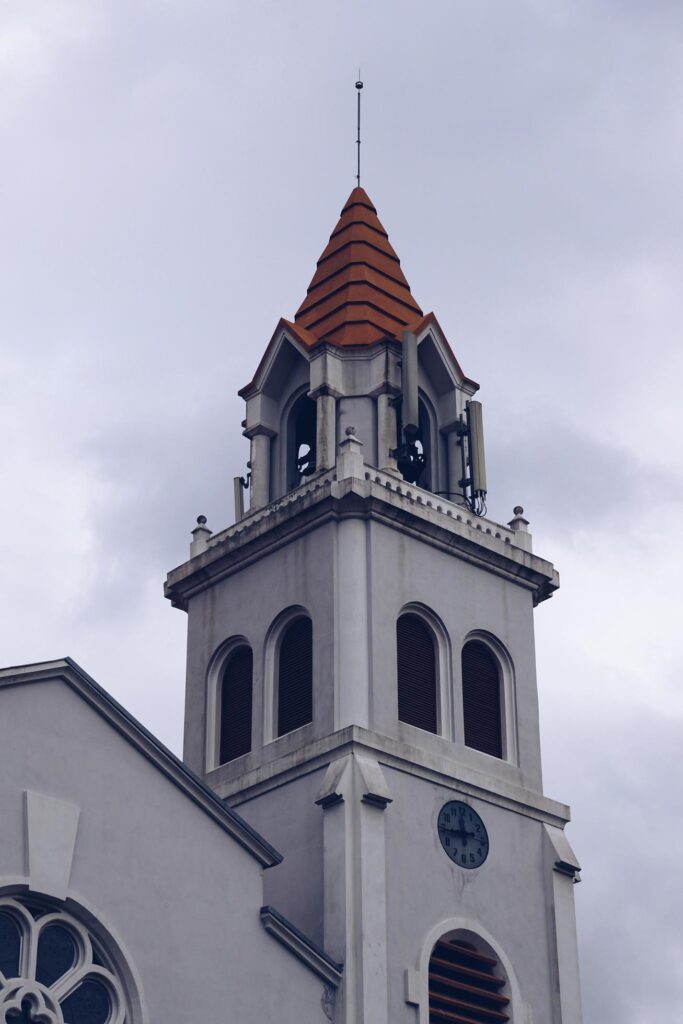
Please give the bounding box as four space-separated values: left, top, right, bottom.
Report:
2 2 682 1020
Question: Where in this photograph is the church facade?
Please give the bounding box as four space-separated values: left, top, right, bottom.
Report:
0 187 582 1023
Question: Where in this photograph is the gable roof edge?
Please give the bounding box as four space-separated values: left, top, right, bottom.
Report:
238 318 317 399
0 658 282 869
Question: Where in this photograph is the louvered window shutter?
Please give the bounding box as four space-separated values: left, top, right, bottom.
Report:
429 938 510 1023
462 640 503 758
219 646 253 764
277 617 313 736
397 614 437 733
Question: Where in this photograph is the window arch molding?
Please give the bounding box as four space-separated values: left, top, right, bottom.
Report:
458 630 518 765
263 605 314 744
396 603 453 740
407 916 524 1024
0 888 147 1024
205 634 253 771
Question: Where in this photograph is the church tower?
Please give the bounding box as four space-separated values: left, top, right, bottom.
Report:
165 187 583 1024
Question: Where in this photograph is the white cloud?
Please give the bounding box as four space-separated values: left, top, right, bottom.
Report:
0 1 106 84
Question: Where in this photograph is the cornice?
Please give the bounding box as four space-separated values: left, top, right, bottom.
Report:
165 470 558 611
215 726 571 830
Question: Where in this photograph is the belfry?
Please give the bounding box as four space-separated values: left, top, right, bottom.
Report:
165 185 584 1023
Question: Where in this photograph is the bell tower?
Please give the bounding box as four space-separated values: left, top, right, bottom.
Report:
166 187 582 1024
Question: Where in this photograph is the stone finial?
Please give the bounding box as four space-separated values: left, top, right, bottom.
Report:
508 506 532 552
337 425 365 480
190 514 212 557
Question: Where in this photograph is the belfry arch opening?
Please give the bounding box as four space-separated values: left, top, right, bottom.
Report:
287 393 317 491
395 395 435 490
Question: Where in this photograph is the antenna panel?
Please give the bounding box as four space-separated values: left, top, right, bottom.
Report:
233 476 245 521
467 400 487 496
402 330 419 437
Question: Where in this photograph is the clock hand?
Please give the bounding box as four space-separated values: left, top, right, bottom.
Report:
440 825 480 842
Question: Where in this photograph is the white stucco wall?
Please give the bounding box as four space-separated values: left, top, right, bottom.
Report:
0 678 333 1022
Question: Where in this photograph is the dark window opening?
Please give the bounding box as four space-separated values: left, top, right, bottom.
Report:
462 640 503 758
288 394 317 490
0 912 21 980
36 923 77 988
219 646 253 764
397 613 438 733
429 937 510 1023
277 617 313 736
59 977 111 1024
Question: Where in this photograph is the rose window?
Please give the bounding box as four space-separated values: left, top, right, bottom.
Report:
0 897 128 1024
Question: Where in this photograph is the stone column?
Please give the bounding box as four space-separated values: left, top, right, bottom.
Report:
377 392 399 472
247 430 272 510
316 391 337 471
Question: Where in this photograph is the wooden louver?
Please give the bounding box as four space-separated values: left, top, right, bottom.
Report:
397 613 437 733
461 640 503 758
429 938 510 1024
219 646 253 764
277 617 313 736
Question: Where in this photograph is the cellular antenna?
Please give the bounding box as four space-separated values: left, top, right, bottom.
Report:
355 74 363 186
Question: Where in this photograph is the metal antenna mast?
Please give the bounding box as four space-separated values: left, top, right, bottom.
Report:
355 74 363 186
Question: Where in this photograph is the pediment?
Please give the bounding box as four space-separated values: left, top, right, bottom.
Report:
239 319 315 400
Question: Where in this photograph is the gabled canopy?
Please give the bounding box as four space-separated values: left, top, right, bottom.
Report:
294 187 423 347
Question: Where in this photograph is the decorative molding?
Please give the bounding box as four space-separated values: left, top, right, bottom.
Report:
259 906 343 987
355 753 393 809
24 790 80 901
221 726 571 829
544 823 582 881
315 756 351 808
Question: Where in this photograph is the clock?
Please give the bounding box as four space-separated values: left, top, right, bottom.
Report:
437 800 489 868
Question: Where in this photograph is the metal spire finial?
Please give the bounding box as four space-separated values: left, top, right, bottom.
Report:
355 74 363 186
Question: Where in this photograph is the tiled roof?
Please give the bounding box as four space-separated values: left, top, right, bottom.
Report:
294 187 423 347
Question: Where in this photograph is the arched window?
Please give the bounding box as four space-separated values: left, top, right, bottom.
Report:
0 895 133 1023
397 613 438 733
277 616 313 736
287 393 317 491
461 639 503 758
219 645 253 764
429 935 510 1023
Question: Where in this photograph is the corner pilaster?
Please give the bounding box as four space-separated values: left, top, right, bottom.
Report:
317 753 392 1024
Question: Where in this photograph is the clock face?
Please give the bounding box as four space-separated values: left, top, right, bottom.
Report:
437 800 489 869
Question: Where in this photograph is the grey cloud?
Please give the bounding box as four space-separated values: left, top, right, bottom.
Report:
542 700 683 1022
485 421 682 538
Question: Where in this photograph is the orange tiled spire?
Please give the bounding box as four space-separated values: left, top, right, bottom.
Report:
294 187 423 347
